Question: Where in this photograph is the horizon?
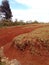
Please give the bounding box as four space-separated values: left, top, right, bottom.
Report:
0 0 49 23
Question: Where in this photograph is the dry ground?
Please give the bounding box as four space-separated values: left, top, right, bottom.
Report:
0 23 49 65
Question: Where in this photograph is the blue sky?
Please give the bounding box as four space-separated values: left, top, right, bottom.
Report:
0 0 49 22
0 0 29 9
9 0 29 10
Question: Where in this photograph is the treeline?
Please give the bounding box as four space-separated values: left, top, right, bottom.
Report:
0 19 39 27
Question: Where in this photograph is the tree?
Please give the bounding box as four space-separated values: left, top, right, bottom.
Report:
1 0 12 19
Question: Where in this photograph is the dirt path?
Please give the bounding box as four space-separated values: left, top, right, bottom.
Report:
0 24 43 47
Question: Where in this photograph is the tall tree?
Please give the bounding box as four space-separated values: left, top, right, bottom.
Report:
2 0 12 19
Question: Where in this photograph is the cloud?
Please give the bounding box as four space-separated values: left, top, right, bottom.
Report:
12 0 49 22
12 8 49 22
15 0 49 9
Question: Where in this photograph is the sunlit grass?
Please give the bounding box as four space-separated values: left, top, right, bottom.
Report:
13 26 49 41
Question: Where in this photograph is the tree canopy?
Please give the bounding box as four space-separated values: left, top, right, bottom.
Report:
0 0 12 19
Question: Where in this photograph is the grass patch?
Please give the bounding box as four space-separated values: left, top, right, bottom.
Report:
12 26 49 56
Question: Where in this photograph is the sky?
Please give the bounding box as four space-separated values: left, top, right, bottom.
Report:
0 0 49 22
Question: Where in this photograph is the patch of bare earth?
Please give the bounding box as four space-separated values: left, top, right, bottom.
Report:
3 26 49 65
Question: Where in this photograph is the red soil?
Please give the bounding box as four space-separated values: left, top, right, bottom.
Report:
4 43 49 65
0 24 43 47
0 24 49 65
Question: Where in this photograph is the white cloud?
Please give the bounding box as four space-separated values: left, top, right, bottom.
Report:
12 0 49 22
12 8 49 22
15 0 49 9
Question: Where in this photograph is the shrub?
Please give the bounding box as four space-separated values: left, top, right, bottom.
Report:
13 35 49 56
32 20 39 24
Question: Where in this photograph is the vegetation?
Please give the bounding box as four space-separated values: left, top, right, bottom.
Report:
0 62 5 65
13 35 49 55
13 26 49 56
0 19 43 27
0 0 12 19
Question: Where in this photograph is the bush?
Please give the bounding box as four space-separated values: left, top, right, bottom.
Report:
0 19 26 27
13 36 49 56
32 20 39 24
0 19 13 26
